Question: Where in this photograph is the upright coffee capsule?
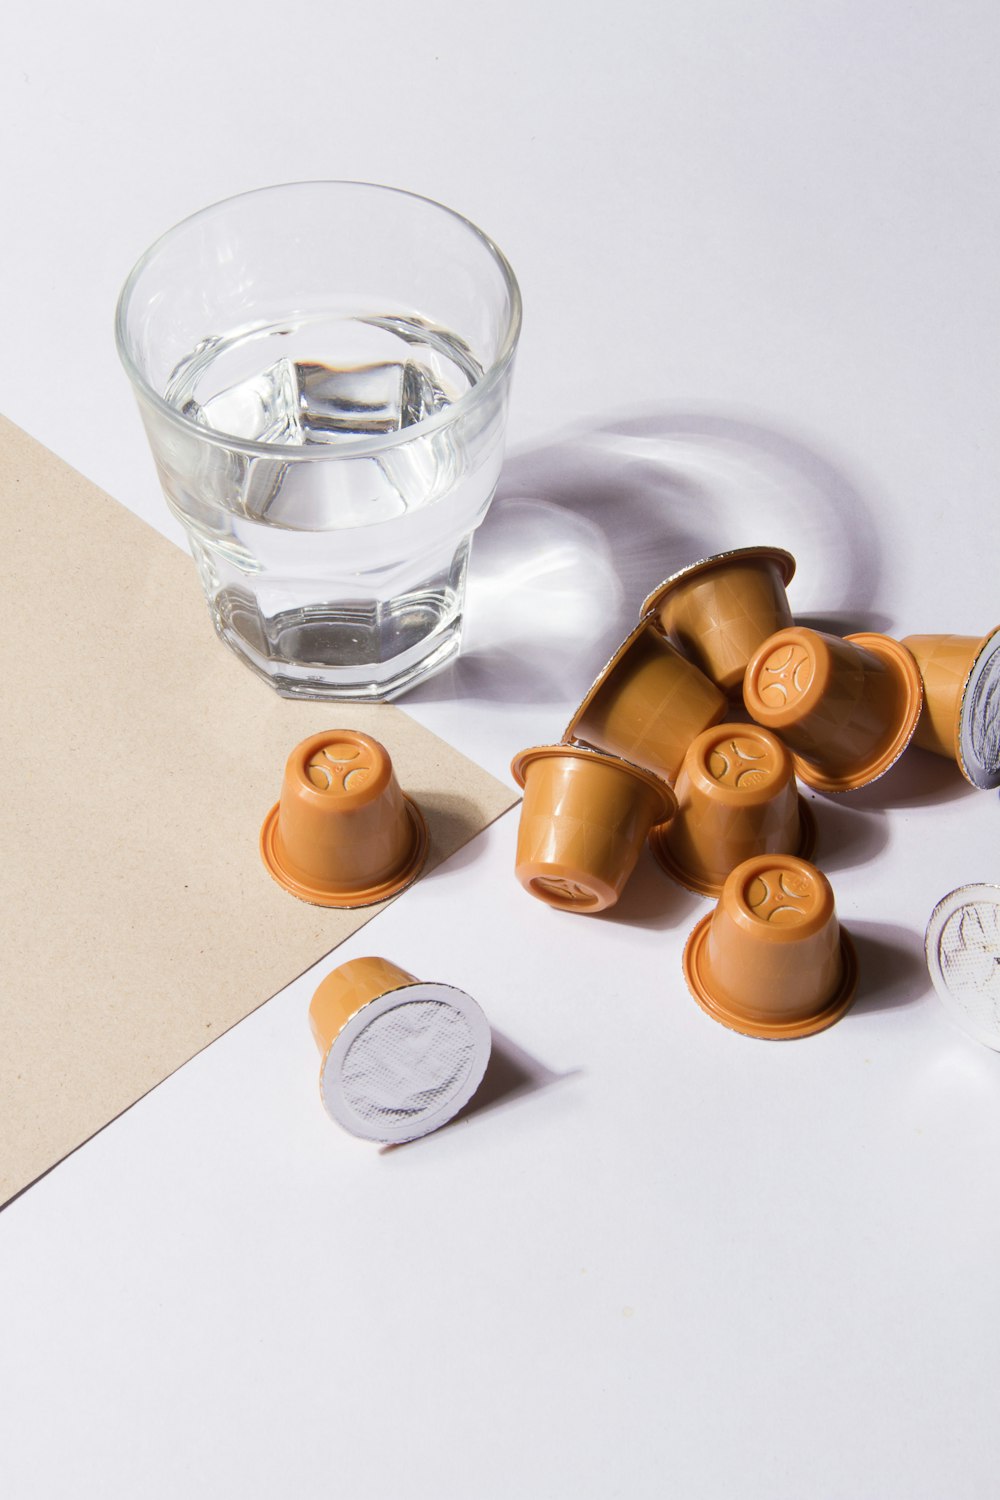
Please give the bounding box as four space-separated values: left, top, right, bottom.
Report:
642 546 796 694
901 629 1000 790
511 743 676 913
565 619 726 783
309 956 492 1142
743 627 923 793
925 885 1000 1050
683 854 858 1039
260 729 428 907
650 723 815 897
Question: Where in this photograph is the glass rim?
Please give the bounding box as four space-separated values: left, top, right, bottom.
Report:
114 179 523 462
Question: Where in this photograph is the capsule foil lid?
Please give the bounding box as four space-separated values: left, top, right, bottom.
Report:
958 628 1000 789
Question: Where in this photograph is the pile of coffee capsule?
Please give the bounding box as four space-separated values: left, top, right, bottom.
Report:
511 545 1000 1041
257 549 1000 1142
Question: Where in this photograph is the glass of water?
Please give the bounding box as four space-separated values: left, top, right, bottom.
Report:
115 182 521 700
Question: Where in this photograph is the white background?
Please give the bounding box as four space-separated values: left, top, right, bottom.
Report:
3 3 1000 1496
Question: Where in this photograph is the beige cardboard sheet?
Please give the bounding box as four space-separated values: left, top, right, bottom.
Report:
0 417 517 1207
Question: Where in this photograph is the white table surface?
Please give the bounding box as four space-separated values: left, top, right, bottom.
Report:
3 4 1000 1496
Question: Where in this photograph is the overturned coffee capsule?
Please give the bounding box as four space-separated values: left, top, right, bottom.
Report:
511 743 676 913
901 629 1000 790
683 854 858 1039
565 619 726 783
260 729 428 907
743 627 923 793
309 956 492 1142
642 546 796 694
650 723 815 897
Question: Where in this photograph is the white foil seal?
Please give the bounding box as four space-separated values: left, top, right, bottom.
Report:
925 884 1000 1048
320 982 492 1143
959 629 1000 790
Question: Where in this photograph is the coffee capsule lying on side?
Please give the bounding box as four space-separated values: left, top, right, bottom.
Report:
743 627 922 793
901 629 1000 790
309 957 492 1142
925 885 1000 1049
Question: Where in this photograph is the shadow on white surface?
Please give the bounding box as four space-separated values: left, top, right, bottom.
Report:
593 852 701 932
415 791 516 878
848 920 928 1014
379 1028 579 1154
823 745 977 811
796 608 895 636
807 797 890 874
410 407 882 709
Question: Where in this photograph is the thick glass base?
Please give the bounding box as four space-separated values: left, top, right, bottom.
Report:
210 598 464 701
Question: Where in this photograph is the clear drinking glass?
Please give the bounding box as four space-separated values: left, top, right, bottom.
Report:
115 182 521 700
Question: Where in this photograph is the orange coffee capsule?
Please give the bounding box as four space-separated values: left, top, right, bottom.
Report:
260 729 428 907
743 627 923 793
683 854 858 1039
511 743 676 913
649 723 815 897
564 619 726 783
901 629 1000 789
309 956 492 1142
642 546 796 694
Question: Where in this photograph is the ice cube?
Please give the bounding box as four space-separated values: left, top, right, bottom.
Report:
297 360 408 438
298 359 452 439
200 357 301 444
195 356 453 446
